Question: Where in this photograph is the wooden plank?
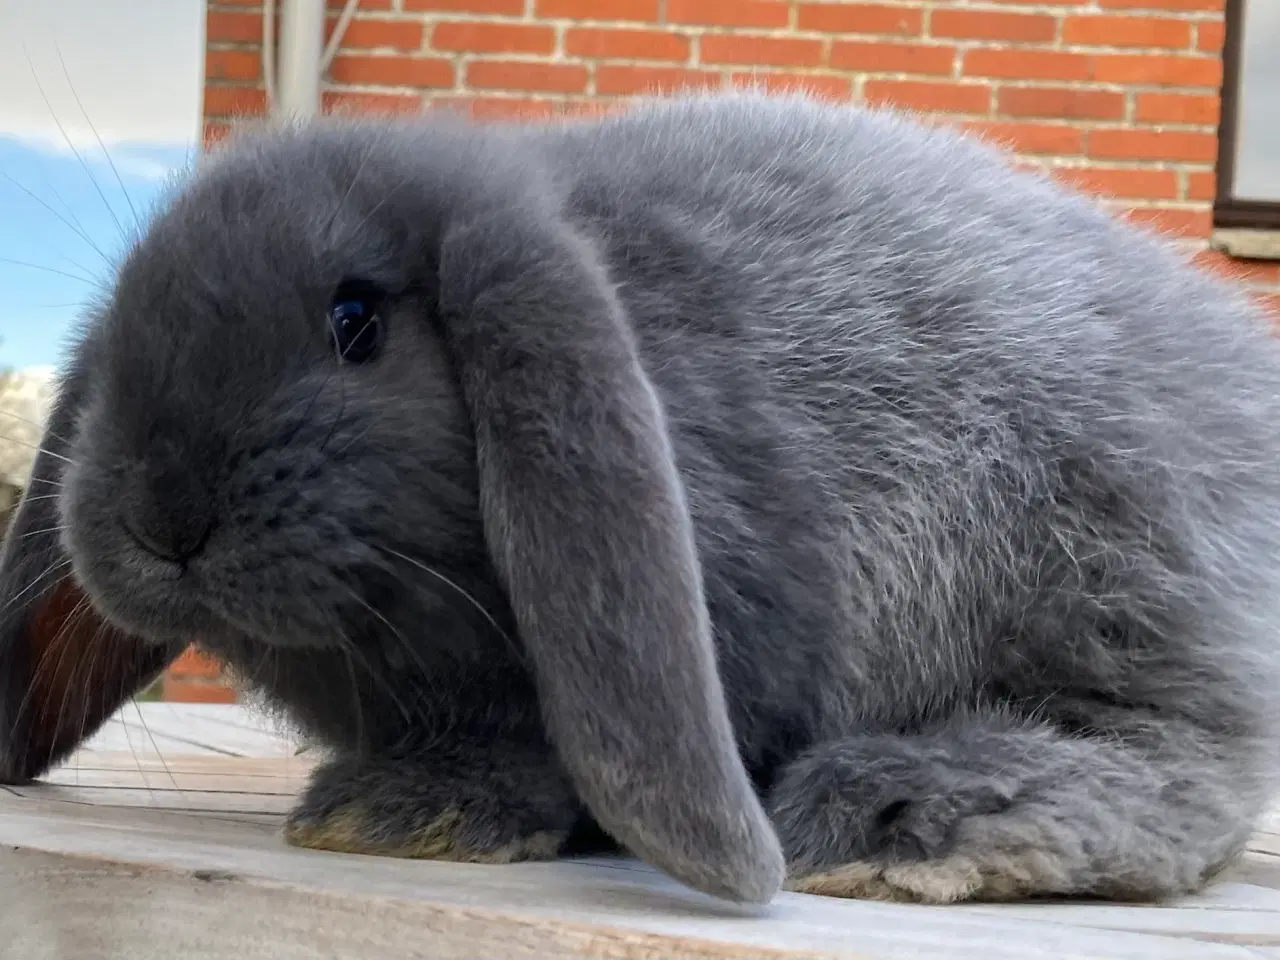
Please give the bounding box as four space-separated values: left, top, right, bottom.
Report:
2 796 1273 960
80 702 301 759
2 703 1279 960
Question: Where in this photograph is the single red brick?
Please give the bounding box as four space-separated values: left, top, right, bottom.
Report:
1053 166 1179 199
403 0 523 13
1197 20 1224 52
1098 0 1222 10
595 64 722 95
963 49 1093 82
864 79 991 115
1062 14 1192 48
466 59 590 94
796 3 923 35
324 90 424 114
206 49 260 81
1093 53 1221 86
330 55 455 88
931 9 1058 42
701 34 824 67
1134 91 1219 124
203 85 268 117
1186 170 1216 201
964 121 1084 156
997 86 1124 120
565 27 690 62
433 22 557 55
329 16 424 51
667 0 789 29
1089 128 1218 162
830 41 955 76
730 72 854 101
536 0 659 18
1123 206 1211 239
206 11 262 44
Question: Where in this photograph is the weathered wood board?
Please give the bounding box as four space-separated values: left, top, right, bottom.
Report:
2 703 1278 959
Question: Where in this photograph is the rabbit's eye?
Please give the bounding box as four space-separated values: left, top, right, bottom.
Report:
328 281 384 364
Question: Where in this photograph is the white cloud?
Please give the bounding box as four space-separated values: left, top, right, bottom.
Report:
0 0 206 151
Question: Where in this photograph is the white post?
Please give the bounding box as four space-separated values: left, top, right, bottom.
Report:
276 0 325 119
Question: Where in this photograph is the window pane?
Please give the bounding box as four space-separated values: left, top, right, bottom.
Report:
1233 0 1280 203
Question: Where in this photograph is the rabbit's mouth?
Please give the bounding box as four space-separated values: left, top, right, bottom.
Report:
62 463 510 664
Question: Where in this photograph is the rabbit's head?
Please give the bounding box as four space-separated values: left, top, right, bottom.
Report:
0 115 784 904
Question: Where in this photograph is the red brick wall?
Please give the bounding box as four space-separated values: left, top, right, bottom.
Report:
203 1 1279 304
190 0 1279 701
163 648 238 703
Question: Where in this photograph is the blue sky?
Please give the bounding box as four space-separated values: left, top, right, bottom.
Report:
0 0 205 372
0 137 196 370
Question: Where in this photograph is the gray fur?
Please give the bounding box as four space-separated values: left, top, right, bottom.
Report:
2 91 1279 905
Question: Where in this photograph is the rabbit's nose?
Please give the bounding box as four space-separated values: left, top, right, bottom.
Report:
121 460 216 564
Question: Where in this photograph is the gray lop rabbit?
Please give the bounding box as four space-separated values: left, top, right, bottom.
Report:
3 91 1279 906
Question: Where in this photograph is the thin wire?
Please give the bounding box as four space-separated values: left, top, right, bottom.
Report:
322 0 362 74
263 0 277 109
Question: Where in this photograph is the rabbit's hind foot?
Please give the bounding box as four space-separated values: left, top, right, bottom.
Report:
768 710 1256 904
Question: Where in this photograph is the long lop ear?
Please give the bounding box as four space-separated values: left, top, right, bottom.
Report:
0 381 182 784
438 208 784 904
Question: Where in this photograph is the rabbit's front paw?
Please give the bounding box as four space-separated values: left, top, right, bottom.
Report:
284 745 581 864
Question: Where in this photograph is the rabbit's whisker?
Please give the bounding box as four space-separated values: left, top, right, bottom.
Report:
318 340 351 452
0 557 72 619
375 545 521 661
0 435 75 466
129 695 188 802
339 586 437 719
0 257 97 286
23 43 129 244
57 44 142 233
0 408 67 444
0 172 113 269
324 137 378 242
20 525 66 541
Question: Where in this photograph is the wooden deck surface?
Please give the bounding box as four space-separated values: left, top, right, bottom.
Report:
2 703 1279 959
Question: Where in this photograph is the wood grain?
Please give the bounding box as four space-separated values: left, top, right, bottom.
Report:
1 704 1278 960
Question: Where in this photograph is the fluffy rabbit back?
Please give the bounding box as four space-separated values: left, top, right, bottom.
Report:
540 93 1280 899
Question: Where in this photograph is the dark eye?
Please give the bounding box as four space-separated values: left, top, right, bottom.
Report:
328 281 384 364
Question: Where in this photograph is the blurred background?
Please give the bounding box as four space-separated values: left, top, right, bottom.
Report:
1 0 1278 705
